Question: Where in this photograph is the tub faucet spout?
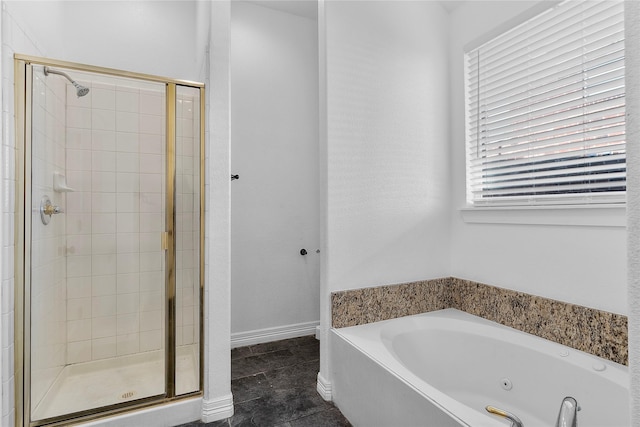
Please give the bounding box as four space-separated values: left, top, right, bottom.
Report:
555 396 579 427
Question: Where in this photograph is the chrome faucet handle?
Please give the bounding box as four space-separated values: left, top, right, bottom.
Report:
43 204 63 215
40 195 64 225
486 405 524 427
556 397 580 427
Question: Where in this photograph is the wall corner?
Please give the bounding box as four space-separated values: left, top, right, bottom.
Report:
203 0 232 419
625 0 640 425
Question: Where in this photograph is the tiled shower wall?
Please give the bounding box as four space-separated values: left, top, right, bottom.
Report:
30 67 67 410
1 6 48 424
64 78 166 363
175 91 200 350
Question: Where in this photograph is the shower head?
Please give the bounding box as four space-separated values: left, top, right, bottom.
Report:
44 66 90 98
73 81 90 97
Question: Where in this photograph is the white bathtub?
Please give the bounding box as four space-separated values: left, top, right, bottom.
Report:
330 308 629 427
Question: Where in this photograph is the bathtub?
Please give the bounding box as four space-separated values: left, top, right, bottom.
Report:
330 308 629 427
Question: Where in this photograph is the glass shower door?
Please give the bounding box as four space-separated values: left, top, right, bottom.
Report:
28 65 168 422
174 85 202 396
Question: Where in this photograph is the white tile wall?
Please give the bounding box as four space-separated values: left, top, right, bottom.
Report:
175 89 200 377
92 336 116 360
92 316 116 339
65 78 167 363
29 66 68 410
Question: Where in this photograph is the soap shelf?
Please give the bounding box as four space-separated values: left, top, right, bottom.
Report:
53 172 75 192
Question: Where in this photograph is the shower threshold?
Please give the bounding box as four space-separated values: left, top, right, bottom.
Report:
31 344 198 422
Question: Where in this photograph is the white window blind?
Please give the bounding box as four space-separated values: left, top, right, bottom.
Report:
465 0 625 207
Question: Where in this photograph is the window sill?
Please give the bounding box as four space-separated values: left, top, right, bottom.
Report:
460 205 626 227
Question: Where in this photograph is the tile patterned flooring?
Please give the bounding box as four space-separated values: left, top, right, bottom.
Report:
176 336 351 427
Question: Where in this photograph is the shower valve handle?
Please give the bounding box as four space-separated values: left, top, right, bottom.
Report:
43 204 63 215
40 195 63 225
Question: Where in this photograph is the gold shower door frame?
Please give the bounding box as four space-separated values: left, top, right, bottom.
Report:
14 55 205 427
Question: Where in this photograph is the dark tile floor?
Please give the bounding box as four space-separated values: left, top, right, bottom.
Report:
176 335 351 427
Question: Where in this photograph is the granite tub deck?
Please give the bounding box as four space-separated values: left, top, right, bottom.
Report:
331 277 628 365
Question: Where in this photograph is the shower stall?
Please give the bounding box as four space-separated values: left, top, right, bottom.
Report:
14 55 204 426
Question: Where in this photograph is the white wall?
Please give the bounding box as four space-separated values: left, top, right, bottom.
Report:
230 2 320 339
319 0 451 398
202 0 234 421
626 2 640 424
0 8 4 424
324 0 451 293
449 1 627 315
5 1 199 81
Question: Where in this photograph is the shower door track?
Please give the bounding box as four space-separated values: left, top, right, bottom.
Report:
14 54 206 427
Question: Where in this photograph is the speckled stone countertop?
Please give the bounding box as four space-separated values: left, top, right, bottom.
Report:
331 277 628 365
331 278 451 328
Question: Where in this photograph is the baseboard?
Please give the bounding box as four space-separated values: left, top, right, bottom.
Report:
202 393 234 423
79 397 202 427
231 320 319 348
316 372 332 401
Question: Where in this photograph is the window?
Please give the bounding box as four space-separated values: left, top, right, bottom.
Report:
465 0 625 207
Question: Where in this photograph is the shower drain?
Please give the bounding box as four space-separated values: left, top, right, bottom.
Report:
121 391 136 399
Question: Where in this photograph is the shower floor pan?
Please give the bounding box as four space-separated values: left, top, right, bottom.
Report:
31 344 199 421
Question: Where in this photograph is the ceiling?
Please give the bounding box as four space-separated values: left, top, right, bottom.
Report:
243 0 318 20
242 0 466 20
437 0 466 13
